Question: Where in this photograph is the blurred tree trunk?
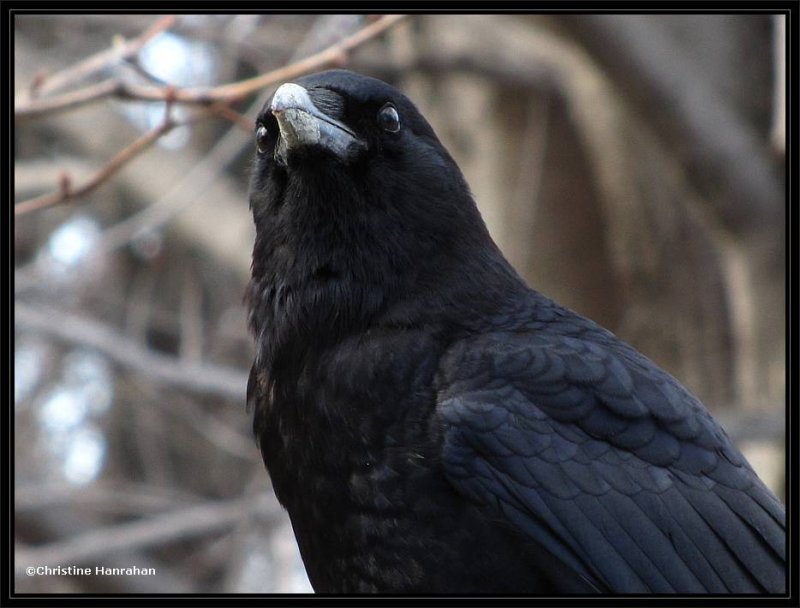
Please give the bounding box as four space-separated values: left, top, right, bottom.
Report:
386 15 783 418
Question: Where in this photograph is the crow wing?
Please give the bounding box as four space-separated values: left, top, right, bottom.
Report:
437 321 785 593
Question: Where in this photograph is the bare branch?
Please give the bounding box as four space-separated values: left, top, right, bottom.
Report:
14 116 176 216
15 481 194 514
203 14 407 102
15 507 194 593
15 494 274 574
16 79 122 119
15 15 408 119
93 15 364 258
15 302 248 400
15 159 96 197
16 15 177 103
159 394 259 461
13 102 245 216
13 15 405 220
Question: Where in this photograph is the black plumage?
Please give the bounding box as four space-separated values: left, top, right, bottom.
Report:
245 69 785 594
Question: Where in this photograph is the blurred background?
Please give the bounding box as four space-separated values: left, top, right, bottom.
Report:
14 13 785 594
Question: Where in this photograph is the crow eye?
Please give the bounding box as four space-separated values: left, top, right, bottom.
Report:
255 125 270 154
377 104 400 133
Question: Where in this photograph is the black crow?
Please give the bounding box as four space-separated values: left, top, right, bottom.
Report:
246 69 785 594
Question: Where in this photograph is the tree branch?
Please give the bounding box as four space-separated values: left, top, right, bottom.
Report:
15 15 408 119
15 115 177 216
15 15 177 105
15 481 193 515
13 15 407 221
15 494 274 575
15 507 193 592
15 302 248 400
14 102 245 216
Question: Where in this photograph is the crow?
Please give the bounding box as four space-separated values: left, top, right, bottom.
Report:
246 69 785 594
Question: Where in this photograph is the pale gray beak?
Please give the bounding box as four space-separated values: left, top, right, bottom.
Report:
270 83 365 165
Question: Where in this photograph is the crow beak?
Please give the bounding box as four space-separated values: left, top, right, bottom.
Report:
270 83 365 165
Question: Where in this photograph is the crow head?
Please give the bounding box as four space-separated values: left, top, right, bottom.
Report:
247 70 523 367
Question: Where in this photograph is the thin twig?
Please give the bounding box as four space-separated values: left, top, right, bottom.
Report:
15 15 408 119
203 14 407 101
17 15 176 103
16 79 122 119
13 15 404 218
14 117 176 216
14 102 244 216
95 15 362 256
209 102 254 132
